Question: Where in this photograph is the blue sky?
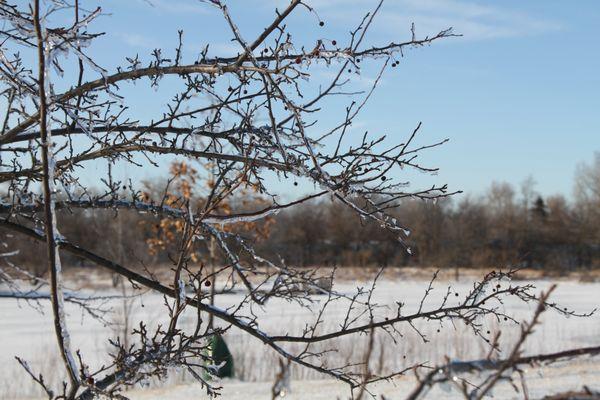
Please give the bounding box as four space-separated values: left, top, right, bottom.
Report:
80 0 599 201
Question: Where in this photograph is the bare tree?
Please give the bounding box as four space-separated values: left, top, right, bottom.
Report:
575 152 600 207
0 1 597 399
575 152 600 257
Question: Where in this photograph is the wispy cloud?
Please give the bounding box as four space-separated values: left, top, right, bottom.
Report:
114 32 241 58
311 67 385 90
204 41 243 56
303 0 562 40
137 0 212 15
115 32 161 49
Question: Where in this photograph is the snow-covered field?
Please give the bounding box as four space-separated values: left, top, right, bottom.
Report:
2 273 599 399
124 360 600 400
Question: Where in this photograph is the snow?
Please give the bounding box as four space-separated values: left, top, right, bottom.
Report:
121 361 600 400
1 275 599 399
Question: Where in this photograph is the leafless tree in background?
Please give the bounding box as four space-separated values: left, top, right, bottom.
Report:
575 152 600 257
0 1 598 399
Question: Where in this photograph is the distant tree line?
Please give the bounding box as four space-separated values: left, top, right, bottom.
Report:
258 182 599 270
259 154 600 270
3 154 600 275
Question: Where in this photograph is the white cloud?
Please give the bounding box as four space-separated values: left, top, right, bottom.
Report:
311 67 384 90
302 0 562 40
137 0 212 15
204 41 243 56
115 32 161 49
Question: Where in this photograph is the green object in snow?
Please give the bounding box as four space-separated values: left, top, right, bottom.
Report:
210 334 234 378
